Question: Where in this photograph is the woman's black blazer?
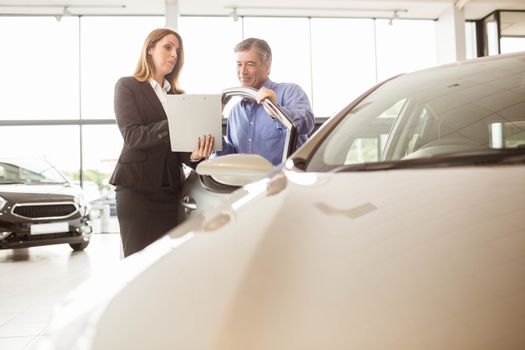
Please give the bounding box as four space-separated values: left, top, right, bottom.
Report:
110 76 191 190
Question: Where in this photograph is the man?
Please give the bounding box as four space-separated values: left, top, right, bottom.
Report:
217 38 314 166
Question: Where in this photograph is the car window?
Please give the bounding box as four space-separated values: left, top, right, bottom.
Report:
307 54 525 172
342 98 405 164
490 120 525 148
0 159 67 184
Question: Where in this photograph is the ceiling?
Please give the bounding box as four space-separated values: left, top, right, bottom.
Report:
1 0 525 20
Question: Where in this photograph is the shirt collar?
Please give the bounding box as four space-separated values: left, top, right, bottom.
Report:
148 78 171 93
261 78 273 89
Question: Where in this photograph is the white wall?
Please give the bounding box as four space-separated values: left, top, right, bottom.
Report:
436 5 466 64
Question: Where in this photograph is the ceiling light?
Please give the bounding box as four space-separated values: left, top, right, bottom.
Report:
55 6 70 22
389 10 401 25
230 7 239 22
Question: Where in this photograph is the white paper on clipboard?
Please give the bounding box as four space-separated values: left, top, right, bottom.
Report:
166 94 223 152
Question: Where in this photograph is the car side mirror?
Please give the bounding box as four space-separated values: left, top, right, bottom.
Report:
196 154 274 187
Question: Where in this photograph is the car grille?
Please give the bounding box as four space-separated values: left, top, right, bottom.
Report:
12 202 79 220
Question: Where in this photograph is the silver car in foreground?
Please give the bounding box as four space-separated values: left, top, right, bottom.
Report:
39 52 525 350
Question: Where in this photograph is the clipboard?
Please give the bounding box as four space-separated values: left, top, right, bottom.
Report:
166 94 223 152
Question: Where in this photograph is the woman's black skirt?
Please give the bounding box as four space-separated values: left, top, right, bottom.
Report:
116 186 180 257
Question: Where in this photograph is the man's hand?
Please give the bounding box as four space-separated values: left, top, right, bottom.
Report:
190 134 214 161
257 87 277 118
256 87 277 103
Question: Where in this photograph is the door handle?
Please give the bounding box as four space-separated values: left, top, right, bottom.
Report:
180 195 197 210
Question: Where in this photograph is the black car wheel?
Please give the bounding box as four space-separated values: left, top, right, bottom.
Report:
70 240 90 251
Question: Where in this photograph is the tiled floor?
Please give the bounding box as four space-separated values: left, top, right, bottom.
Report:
0 221 122 350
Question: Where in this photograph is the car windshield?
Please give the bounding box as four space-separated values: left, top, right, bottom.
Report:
307 53 525 172
0 158 67 184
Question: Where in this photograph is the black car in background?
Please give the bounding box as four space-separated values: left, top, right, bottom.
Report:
0 158 92 251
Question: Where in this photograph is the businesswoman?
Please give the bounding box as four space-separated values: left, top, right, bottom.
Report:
110 28 214 257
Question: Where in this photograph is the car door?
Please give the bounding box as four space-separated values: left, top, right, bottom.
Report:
179 87 298 221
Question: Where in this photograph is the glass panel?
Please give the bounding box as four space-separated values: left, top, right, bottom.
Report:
501 37 525 54
242 17 312 106
311 18 376 118
490 121 525 148
484 13 499 56
346 138 379 164
178 16 242 94
0 126 80 177
81 125 122 201
375 19 437 82
80 16 164 119
500 11 525 36
0 17 79 120
465 21 477 59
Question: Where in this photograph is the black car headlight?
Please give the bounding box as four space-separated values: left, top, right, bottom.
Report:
74 194 90 217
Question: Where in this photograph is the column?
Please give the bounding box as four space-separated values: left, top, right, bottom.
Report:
436 4 466 64
165 0 179 30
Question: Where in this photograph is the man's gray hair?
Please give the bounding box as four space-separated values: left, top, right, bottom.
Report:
234 38 272 64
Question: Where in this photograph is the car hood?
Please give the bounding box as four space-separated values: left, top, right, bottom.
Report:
0 184 78 202
42 165 525 350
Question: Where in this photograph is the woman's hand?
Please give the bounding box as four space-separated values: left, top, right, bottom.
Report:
190 134 214 161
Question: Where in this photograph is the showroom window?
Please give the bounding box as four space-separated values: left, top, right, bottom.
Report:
500 11 525 54
178 16 242 93
243 17 313 107
375 19 437 82
0 125 80 176
311 18 377 118
80 16 164 119
465 21 478 59
80 125 123 198
0 16 80 120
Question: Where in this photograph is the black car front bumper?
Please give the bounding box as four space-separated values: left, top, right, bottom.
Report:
0 217 92 249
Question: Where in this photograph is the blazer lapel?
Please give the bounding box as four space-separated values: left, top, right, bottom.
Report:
140 81 167 120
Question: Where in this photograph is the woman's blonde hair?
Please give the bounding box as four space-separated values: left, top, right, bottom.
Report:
134 28 184 94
